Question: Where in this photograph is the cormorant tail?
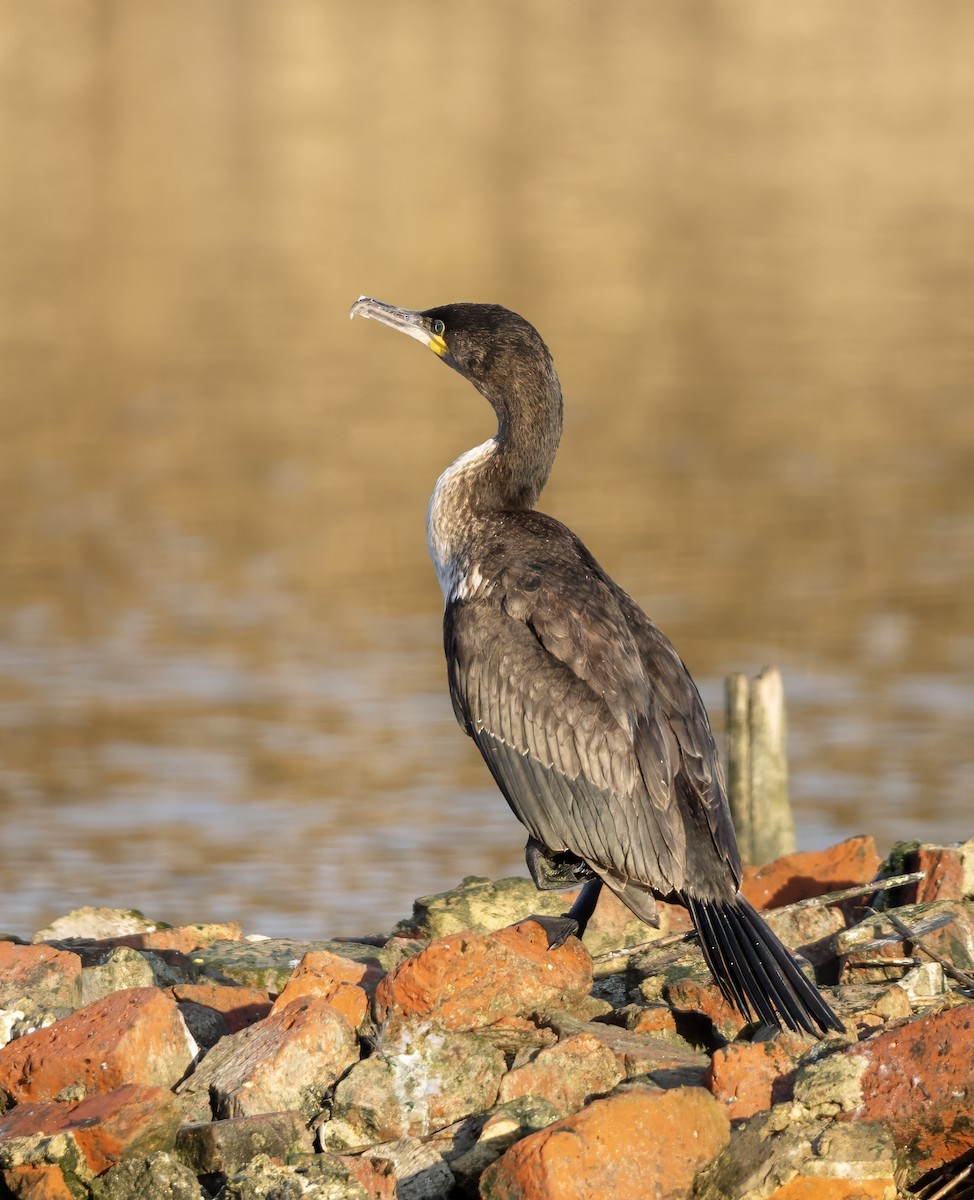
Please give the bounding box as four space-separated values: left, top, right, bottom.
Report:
685 893 842 1037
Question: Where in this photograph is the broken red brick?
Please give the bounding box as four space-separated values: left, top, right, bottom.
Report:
338 1154 397 1200
629 1005 679 1037
666 976 746 1042
838 1002 974 1177
705 1037 803 1119
373 920 591 1035
0 944 83 1013
903 844 967 905
0 1084 181 1176
480 1084 729 1200
176 996 358 1121
169 983 272 1033
102 921 243 954
498 1033 623 1116
766 1180 895 1200
0 1164 75 1199
742 836 881 911
270 950 384 1031
0 988 195 1104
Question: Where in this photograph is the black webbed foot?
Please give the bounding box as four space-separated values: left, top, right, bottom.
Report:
527 914 580 949
525 837 596 890
527 878 604 949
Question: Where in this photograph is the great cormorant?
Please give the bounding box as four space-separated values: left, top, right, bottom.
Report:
350 296 841 1037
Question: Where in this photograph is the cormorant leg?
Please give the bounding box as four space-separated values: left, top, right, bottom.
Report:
565 876 603 933
529 879 604 950
525 836 595 890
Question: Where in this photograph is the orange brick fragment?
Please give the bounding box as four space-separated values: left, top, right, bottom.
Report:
742 836 881 910
0 1084 181 1176
0 988 194 1104
1 1164 75 1199
170 983 272 1032
705 1038 802 1119
270 950 383 1030
374 920 591 1034
481 1084 729 1200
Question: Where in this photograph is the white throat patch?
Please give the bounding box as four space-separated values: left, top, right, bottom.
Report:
426 438 496 603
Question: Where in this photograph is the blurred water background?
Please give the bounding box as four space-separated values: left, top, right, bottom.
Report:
1 2 973 940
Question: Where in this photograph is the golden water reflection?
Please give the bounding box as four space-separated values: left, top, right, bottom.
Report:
1 2 972 937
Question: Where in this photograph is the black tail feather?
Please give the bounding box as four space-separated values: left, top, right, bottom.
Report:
724 902 806 1026
708 900 782 1027
685 893 842 1037
697 900 771 1025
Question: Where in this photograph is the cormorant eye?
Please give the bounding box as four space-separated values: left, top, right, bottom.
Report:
432 319 446 336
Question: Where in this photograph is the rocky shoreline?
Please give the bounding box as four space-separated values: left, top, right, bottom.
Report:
1 834 973 1200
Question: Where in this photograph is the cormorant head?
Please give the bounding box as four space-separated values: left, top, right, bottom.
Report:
350 298 561 423
352 296 564 507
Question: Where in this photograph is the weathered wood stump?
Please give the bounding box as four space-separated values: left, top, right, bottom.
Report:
725 666 795 866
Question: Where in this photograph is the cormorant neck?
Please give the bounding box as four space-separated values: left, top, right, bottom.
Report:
427 367 563 601
474 364 564 512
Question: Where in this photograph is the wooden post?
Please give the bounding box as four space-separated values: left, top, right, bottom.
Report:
725 672 753 862
725 666 795 866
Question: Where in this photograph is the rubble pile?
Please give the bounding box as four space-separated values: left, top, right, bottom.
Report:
1 834 973 1199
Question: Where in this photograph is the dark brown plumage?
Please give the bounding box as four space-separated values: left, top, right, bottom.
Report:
350 296 841 1036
